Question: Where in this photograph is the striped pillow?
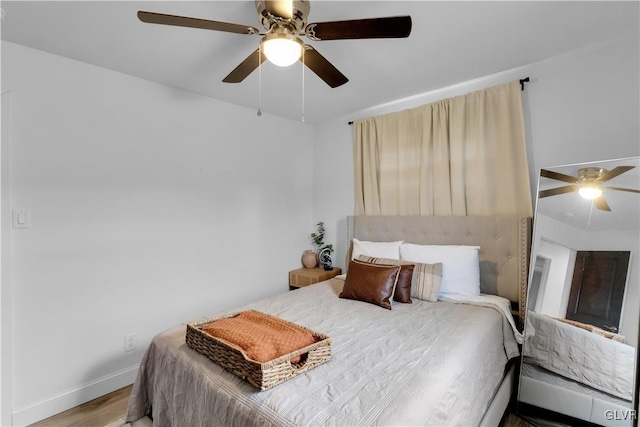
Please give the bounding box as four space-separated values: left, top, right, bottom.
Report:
358 256 443 302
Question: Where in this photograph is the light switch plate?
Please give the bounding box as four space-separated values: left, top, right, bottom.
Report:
12 208 31 229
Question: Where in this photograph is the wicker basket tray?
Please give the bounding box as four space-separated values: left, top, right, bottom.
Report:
186 311 332 391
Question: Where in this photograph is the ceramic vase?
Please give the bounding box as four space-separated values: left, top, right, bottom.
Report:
301 250 318 269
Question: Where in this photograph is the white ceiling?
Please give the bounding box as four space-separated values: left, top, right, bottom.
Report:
1 1 638 124
536 157 640 232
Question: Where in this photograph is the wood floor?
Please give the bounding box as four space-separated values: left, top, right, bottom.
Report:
28 385 131 427
502 410 538 427
27 384 534 427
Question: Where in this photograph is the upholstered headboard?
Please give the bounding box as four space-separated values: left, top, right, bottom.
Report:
345 216 532 325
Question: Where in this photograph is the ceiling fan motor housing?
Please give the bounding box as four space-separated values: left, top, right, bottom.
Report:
256 0 310 33
578 167 607 183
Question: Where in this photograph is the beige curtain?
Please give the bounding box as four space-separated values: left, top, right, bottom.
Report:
354 81 532 216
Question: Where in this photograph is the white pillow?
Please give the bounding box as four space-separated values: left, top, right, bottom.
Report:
351 238 402 260
399 243 481 296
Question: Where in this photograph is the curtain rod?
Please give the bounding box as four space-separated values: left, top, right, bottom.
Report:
348 77 530 125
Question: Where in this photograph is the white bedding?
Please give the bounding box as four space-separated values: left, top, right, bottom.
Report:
523 311 635 401
126 279 520 426
439 293 523 348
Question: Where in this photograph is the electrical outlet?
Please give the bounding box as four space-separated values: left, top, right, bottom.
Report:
124 333 137 352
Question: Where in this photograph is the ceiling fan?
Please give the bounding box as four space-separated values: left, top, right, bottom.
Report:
137 0 412 88
539 166 640 211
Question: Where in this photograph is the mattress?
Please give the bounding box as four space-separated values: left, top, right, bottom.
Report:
126 278 520 426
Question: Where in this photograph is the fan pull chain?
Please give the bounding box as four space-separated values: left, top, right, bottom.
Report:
257 48 262 117
301 47 305 123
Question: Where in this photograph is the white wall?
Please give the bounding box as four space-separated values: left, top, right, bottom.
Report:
312 35 640 271
2 41 314 425
536 238 573 318
311 122 355 268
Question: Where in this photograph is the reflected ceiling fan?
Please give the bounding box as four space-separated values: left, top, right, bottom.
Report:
539 166 640 211
137 0 412 88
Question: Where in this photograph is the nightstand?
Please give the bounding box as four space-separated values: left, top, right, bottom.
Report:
289 267 342 290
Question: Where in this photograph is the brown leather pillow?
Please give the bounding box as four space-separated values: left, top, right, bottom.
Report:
339 260 401 310
355 257 414 303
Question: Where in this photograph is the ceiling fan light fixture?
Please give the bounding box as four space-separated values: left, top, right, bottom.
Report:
261 33 303 67
578 184 603 200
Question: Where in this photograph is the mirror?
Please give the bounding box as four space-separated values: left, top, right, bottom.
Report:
518 157 640 427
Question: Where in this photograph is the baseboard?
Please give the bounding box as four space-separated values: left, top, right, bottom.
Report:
12 364 138 427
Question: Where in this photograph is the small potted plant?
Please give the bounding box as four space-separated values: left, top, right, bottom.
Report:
301 222 334 269
311 222 334 270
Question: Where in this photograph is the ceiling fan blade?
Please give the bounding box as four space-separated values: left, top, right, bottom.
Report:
305 16 412 41
264 0 293 19
137 11 259 35
594 195 611 212
223 49 266 83
595 165 635 183
301 46 348 88
539 185 578 198
540 169 580 184
606 186 640 194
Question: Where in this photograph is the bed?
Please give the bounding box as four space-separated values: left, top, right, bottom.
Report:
519 311 635 426
125 215 531 426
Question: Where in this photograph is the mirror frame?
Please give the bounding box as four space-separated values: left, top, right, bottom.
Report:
518 156 640 427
